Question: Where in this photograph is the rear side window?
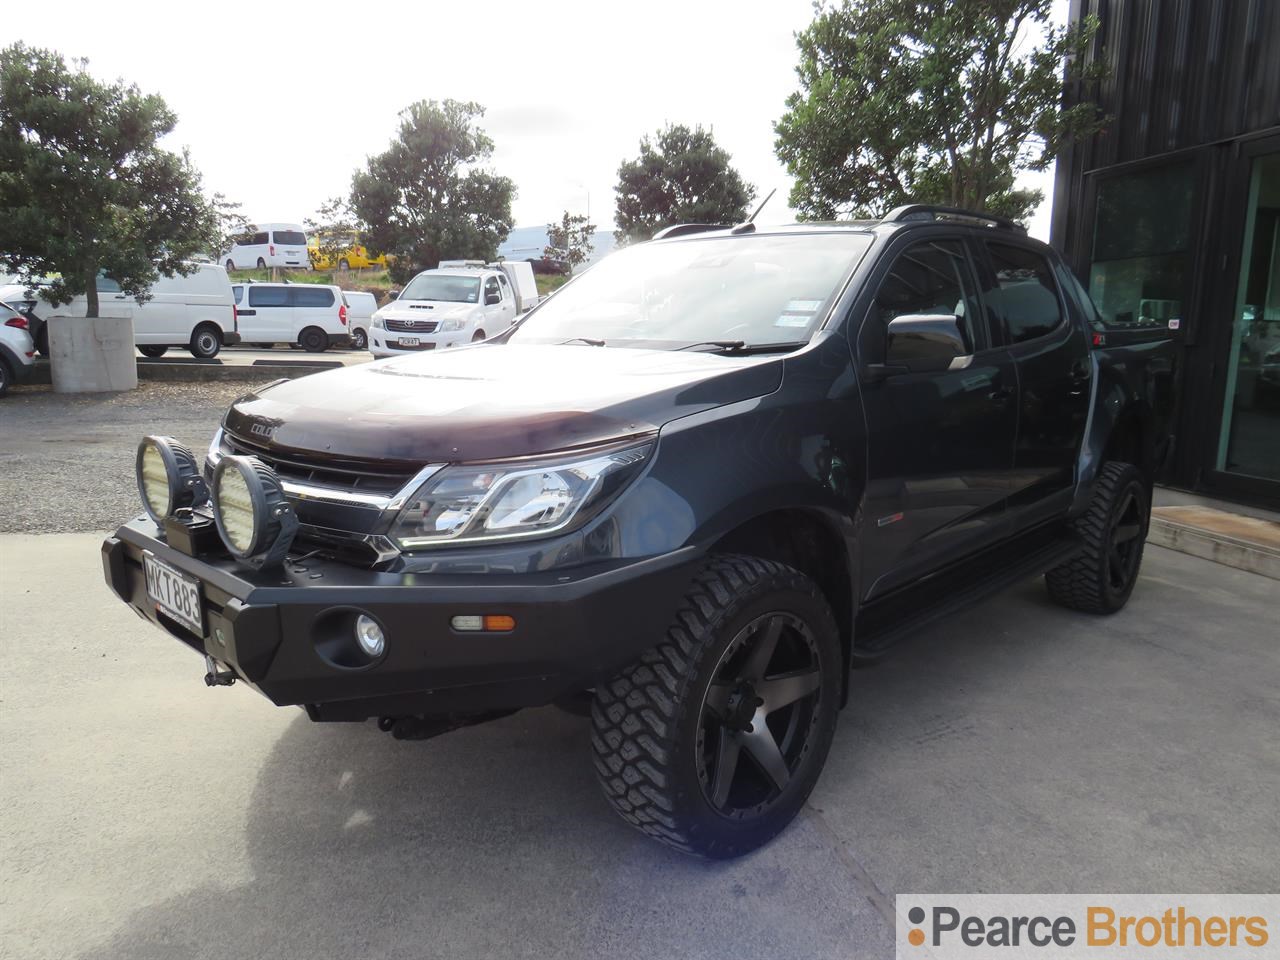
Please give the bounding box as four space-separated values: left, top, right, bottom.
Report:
984 243 1064 344
248 286 289 307
273 231 306 246
291 287 335 308
249 232 269 246
232 285 244 304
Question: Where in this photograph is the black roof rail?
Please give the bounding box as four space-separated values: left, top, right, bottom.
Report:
651 223 729 241
882 204 1026 233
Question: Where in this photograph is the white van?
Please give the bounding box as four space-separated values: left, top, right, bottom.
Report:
341 291 378 350
223 223 310 271
231 282 351 352
42 263 239 358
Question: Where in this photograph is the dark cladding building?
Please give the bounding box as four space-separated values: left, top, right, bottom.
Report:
1052 0 1280 506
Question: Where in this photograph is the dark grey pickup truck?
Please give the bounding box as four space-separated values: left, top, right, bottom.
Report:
103 205 1176 857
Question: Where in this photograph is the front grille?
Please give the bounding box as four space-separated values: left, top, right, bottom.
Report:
385 317 439 333
222 433 418 495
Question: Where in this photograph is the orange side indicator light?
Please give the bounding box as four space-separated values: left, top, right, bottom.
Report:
450 614 516 632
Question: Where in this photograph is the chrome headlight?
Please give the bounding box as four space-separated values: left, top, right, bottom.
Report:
371 314 384 329
437 317 466 332
211 455 298 568
135 435 208 525
388 440 653 549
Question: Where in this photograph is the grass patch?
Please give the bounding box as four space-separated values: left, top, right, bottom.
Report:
536 273 572 296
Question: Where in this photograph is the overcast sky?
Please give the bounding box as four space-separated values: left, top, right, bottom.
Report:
9 0 1067 240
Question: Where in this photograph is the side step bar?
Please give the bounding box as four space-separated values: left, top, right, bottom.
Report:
856 531 1082 653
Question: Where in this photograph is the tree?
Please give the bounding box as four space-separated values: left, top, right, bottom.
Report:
304 196 360 271
613 125 755 246
544 211 595 267
209 194 251 262
350 99 515 285
0 43 221 317
774 0 1107 223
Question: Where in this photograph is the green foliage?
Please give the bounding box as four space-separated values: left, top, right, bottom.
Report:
544 211 595 267
304 196 361 270
613 124 755 246
775 0 1108 223
350 99 515 285
0 43 222 316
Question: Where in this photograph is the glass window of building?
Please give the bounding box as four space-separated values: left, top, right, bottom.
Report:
1088 161 1196 332
1217 153 1280 483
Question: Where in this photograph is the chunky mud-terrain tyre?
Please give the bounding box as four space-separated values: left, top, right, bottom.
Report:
189 325 222 359
138 345 168 358
1046 461 1149 614
591 555 841 859
299 327 329 352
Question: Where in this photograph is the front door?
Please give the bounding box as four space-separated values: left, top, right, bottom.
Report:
858 236 1019 600
244 285 292 342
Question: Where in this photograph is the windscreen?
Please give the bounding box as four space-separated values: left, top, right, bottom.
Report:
508 232 872 349
400 274 481 303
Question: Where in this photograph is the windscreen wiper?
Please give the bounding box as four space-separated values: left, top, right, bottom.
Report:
558 337 606 347
675 340 808 355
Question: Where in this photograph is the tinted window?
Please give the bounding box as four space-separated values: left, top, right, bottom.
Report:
248 286 289 307
273 231 306 246
250 232 269 246
985 242 1063 344
291 287 335 308
872 240 979 353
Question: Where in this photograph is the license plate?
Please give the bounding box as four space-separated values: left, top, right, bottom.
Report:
143 553 204 634
398 337 420 346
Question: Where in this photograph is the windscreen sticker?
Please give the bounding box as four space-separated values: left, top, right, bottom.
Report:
776 299 823 328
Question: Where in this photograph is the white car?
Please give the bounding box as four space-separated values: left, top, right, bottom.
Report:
231 282 351 352
0 301 36 397
369 266 520 358
223 223 310 271
33 263 240 359
341 290 378 350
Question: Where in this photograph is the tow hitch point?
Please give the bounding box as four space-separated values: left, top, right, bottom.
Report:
204 655 237 687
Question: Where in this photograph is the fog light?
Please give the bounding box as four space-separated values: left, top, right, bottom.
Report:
135 435 208 524
354 614 385 657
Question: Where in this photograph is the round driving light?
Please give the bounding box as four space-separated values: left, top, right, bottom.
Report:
211 455 298 569
135 436 208 525
354 614 385 658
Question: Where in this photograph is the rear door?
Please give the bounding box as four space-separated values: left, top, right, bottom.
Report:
857 235 1019 599
244 285 291 341
978 240 1091 528
290 285 338 335
271 230 308 269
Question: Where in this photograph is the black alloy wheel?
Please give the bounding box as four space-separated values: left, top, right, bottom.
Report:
697 611 824 818
1046 461 1149 613
592 555 840 858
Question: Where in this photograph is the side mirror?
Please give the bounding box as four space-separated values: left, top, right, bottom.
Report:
485 291 501 306
875 314 969 376
388 289 401 300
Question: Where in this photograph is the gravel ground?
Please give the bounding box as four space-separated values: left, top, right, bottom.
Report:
0 380 278 533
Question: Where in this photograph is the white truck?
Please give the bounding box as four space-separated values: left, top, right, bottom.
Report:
369 260 542 358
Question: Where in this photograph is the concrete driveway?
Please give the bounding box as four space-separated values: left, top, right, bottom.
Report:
1 536 1276 960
